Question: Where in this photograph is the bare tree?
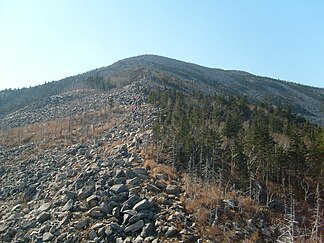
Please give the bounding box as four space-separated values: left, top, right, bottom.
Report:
311 183 322 242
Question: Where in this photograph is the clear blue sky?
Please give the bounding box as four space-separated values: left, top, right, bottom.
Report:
0 0 324 90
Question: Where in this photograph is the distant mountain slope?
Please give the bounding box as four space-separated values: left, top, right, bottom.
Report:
1 55 323 124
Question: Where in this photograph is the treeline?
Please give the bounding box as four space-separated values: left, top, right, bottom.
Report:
148 89 323 202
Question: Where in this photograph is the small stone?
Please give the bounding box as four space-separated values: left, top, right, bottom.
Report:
78 185 94 200
133 199 151 211
42 232 54 242
123 237 132 243
110 184 128 194
87 207 105 218
89 230 97 240
126 177 141 186
62 199 73 211
141 223 155 237
155 180 167 189
124 220 145 233
0 224 8 233
98 227 106 237
75 218 90 229
166 185 181 194
38 202 52 212
165 226 178 237
133 168 148 176
65 191 77 200
115 169 126 178
11 204 21 212
105 226 113 236
37 212 50 223
86 195 98 207
147 183 161 193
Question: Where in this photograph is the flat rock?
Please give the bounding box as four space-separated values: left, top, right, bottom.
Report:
147 183 161 193
37 212 50 223
43 232 54 242
124 219 145 233
110 184 128 194
166 185 181 194
38 202 52 213
133 199 151 211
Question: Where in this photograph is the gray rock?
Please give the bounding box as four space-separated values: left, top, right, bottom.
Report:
37 212 50 223
115 169 126 178
105 226 113 236
89 230 97 240
133 168 148 176
112 207 120 218
62 199 74 211
155 180 167 189
165 225 178 237
133 199 151 211
0 224 8 233
123 237 132 243
98 227 106 237
87 207 105 218
165 185 181 194
75 218 90 229
126 177 141 186
110 184 128 194
42 232 54 242
114 177 126 185
78 185 94 200
11 204 21 212
128 212 147 225
147 183 161 193
56 232 68 242
124 195 141 207
38 202 52 212
86 195 98 207
141 223 155 237
65 190 77 200
124 219 145 233
23 185 37 202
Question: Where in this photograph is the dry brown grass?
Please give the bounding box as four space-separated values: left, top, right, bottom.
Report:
242 232 261 243
143 159 157 170
0 107 124 151
181 173 271 242
140 144 156 160
152 164 177 180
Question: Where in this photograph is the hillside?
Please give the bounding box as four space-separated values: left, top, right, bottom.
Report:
0 56 323 242
1 55 324 125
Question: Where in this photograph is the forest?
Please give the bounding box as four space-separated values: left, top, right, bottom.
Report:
148 89 323 238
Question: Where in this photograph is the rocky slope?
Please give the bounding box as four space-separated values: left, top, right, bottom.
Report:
0 81 289 242
0 82 200 242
